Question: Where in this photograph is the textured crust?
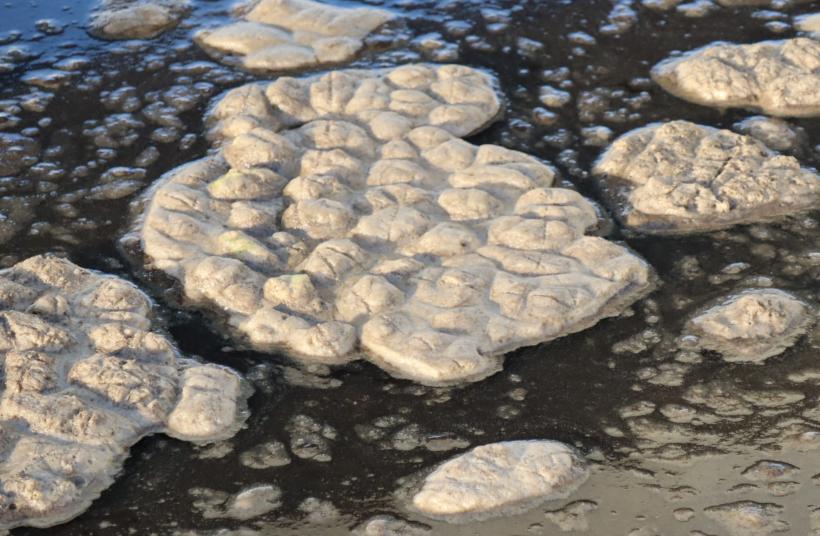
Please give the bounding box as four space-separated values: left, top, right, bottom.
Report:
592 120 820 235
0 255 248 530
406 440 589 523
685 289 814 363
137 64 653 386
195 0 394 73
88 0 192 40
651 38 820 117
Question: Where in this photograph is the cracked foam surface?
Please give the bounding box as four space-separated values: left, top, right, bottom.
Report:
195 0 393 73
0 255 247 530
407 440 589 523
651 37 820 117
592 120 820 235
138 64 653 385
685 289 814 363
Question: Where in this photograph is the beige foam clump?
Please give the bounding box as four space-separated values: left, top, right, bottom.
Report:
651 38 820 117
0 255 247 530
795 13 820 36
732 115 804 152
704 501 788 536
137 64 653 386
408 440 589 523
89 0 191 40
685 289 813 363
592 120 820 235
195 0 393 73
352 515 431 535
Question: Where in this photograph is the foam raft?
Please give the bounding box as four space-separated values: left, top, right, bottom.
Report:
88 0 192 40
684 289 814 363
592 120 820 235
404 440 589 523
195 0 394 73
136 63 654 386
0 255 248 530
651 37 820 117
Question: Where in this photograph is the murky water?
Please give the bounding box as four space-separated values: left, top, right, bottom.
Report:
1 0 819 534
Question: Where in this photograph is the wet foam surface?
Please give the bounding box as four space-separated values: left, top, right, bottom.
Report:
0 0 819 534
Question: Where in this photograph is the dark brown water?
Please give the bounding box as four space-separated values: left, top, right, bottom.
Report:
1 0 819 534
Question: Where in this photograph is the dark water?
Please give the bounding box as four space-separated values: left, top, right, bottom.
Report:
1 0 819 534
